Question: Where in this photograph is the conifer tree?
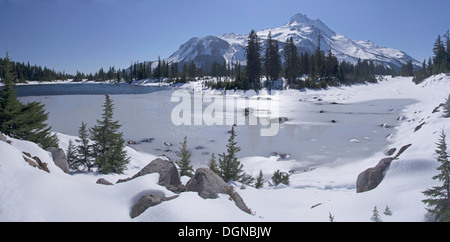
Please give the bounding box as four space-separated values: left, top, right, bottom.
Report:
21 101 59 148
446 30 450 70
66 139 77 171
176 136 194 177
255 170 264 189
0 54 58 148
324 48 338 78
271 169 290 186
0 55 22 135
90 94 130 174
283 37 300 82
264 32 281 87
312 35 325 78
383 205 393 216
218 126 253 184
432 35 447 74
371 206 381 222
75 121 94 171
245 30 262 90
328 212 335 222
207 153 219 175
422 129 450 222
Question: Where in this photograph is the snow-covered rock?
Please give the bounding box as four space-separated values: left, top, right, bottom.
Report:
186 167 228 199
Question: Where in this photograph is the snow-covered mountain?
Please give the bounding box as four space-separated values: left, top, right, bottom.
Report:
166 13 420 71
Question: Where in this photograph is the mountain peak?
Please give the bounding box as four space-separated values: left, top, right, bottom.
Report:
286 13 311 25
286 13 335 36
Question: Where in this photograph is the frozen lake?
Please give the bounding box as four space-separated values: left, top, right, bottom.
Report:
17 84 415 170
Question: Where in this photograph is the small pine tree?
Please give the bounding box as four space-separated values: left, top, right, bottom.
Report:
422 129 450 222
75 121 94 172
371 206 381 222
328 212 335 222
176 136 194 177
384 205 393 216
66 139 77 171
207 153 219 175
255 170 264 189
271 169 290 186
90 94 130 174
218 126 253 185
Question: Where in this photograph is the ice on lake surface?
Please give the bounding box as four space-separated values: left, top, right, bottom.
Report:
18 85 415 171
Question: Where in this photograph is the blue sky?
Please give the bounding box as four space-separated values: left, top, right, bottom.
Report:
0 0 449 74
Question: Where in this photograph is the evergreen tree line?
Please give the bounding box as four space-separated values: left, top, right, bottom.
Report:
205 30 395 90
0 55 58 149
67 94 130 174
0 55 208 84
68 58 211 84
0 57 71 83
413 30 450 84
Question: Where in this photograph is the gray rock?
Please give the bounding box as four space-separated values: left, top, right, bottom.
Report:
186 168 252 214
414 122 425 132
186 168 228 199
387 148 397 156
130 194 178 219
227 187 252 214
45 147 69 174
96 178 113 185
356 157 395 193
130 158 185 193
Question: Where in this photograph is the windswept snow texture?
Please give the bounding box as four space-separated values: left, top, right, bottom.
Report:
166 13 420 70
1 74 450 221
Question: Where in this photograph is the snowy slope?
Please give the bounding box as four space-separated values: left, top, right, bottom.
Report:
1 74 450 221
166 13 420 70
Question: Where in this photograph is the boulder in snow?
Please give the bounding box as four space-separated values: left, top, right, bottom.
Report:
186 168 251 214
96 178 114 185
186 168 228 199
130 194 178 219
387 148 397 156
131 158 185 193
356 157 395 193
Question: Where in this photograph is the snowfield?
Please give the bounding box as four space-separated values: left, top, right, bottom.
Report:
1 74 449 222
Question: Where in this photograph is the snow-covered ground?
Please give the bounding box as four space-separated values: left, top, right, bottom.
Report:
1 74 449 221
